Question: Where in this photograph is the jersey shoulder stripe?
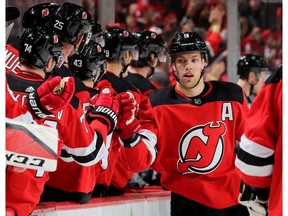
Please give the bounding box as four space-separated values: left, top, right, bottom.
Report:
6 73 41 91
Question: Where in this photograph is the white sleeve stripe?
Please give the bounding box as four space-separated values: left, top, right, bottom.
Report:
139 129 157 165
235 157 273 177
62 131 100 156
62 131 108 166
240 134 274 158
78 145 107 166
129 135 142 147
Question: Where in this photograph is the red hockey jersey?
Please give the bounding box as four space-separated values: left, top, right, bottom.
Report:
6 44 21 75
235 67 282 216
42 67 110 197
95 71 141 190
45 85 107 195
122 81 249 209
6 73 49 216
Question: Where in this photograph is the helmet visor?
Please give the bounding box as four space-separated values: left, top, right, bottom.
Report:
157 47 167 63
51 45 64 68
131 48 139 61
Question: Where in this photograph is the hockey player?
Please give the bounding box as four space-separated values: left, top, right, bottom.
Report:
120 30 166 188
42 2 119 168
6 3 60 75
41 40 118 204
125 30 166 95
236 54 270 107
37 3 119 204
6 26 75 216
235 65 282 216
117 31 250 216
11 2 112 169
92 27 142 197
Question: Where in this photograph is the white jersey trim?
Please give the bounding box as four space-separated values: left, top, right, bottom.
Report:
62 131 107 166
235 157 273 177
139 129 157 165
239 134 274 158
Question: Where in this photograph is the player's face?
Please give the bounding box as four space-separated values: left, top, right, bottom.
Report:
47 58 56 73
253 70 272 94
173 52 205 89
148 53 159 68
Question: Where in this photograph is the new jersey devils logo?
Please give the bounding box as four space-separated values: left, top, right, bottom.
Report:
177 121 226 174
42 8 49 17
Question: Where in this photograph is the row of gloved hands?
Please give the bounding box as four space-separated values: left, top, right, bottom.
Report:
87 80 141 143
28 76 140 143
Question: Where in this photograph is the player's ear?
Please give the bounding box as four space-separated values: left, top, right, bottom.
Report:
172 64 176 71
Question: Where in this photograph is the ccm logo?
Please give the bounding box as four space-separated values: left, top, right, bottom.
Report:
6 152 45 167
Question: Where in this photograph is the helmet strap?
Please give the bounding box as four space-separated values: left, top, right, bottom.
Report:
148 67 155 78
174 67 203 89
120 58 130 79
249 84 254 96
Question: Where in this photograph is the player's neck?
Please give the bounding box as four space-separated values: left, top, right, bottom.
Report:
107 61 124 77
176 80 205 97
20 64 45 79
236 79 251 97
128 66 150 78
82 79 94 88
62 42 75 63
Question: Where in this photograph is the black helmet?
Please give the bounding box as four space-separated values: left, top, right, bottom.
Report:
237 54 269 77
77 20 105 54
168 31 208 64
104 27 138 60
135 30 166 63
48 2 92 45
22 3 59 29
19 27 63 69
68 41 106 81
90 21 105 47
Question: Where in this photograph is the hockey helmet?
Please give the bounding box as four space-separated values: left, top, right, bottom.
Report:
237 54 269 78
22 3 59 29
168 31 208 64
68 41 106 81
77 20 105 54
135 30 167 63
48 2 92 45
104 27 139 61
19 27 63 69
90 21 105 47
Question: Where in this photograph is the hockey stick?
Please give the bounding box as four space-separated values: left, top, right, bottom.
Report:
6 118 58 171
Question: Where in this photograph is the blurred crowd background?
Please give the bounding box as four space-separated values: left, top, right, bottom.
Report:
6 0 282 84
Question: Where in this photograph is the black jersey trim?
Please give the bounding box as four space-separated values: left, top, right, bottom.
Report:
60 130 104 164
149 81 244 107
6 73 41 91
125 72 156 94
265 65 282 85
101 72 138 93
